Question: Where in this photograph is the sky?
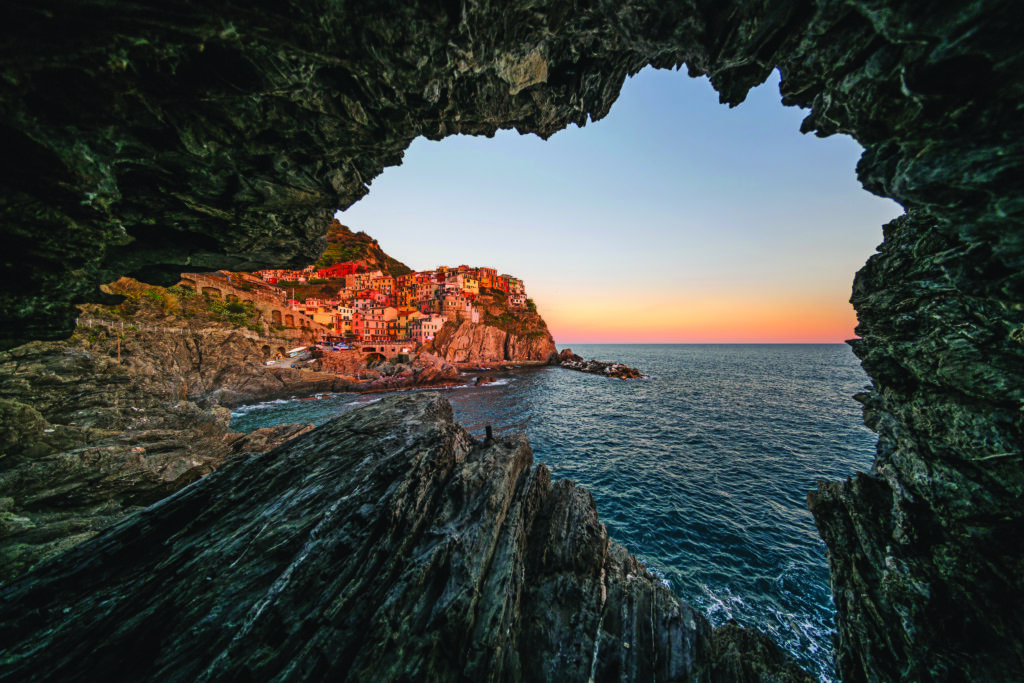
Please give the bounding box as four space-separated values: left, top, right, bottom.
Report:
338 66 903 344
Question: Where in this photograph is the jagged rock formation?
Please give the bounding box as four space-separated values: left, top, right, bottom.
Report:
0 289 458 581
0 394 809 682
1 1 1022 679
430 291 557 365
808 208 1024 681
558 348 644 379
316 350 462 390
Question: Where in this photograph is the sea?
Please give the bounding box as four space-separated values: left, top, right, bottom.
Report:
230 343 876 681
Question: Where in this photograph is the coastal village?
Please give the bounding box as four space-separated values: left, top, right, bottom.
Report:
179 260 533 358
166 222 637 378
264 263 529 344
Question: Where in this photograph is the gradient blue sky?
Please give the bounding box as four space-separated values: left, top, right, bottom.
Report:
339 66 902 343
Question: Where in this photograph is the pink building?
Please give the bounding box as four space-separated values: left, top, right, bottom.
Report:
410 314 446 344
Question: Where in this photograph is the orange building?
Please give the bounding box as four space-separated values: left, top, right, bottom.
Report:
477 267 496 290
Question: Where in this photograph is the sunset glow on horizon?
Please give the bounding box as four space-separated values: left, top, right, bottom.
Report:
341 67 902 344
545 289 862 344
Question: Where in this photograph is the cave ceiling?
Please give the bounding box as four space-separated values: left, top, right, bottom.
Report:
2 1 1016 351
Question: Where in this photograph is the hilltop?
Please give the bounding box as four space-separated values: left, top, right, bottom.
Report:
316 219 412 277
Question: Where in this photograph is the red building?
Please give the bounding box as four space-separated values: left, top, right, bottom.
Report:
317 262 360 279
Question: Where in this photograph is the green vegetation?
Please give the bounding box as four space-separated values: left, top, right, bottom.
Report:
207 299 262 331
283 282 345 302
480 297 549 339
313 219 412 277
143 288 182 315
315 244 362 268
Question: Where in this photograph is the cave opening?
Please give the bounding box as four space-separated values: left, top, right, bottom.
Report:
330 65 901 680
1 3 1019 680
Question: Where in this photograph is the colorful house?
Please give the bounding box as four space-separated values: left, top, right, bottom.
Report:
410 314 446 344
316 262 359 279
477 267 496 290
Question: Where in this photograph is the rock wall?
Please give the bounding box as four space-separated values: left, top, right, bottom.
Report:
1 1 1022 679
0 394 810 682
809 208 1024 681
430 320 557 366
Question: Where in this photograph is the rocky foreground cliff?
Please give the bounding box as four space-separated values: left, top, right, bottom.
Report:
0 280 458 581
0 393 809 683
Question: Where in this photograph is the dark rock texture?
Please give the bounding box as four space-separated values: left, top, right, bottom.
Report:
0 393 808 682
0 333 317 580
0 308 460 580
558 348 645 379
1 1 1023 680
809 208 1024 681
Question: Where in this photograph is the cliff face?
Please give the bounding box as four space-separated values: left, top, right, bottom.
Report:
0 281 461 581
429 289 558 366
0 394 809 682
1 2 1022 679
431 320 556 366
808 209 1024 681
0 336 316 582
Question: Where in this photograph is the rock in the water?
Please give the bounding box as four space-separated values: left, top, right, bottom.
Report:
558 348 645 380
0 394 807 682
710 622 815 683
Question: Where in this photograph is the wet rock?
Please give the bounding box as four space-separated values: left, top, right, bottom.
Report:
710 621 815 683
0 394 808 682
558 348 645 380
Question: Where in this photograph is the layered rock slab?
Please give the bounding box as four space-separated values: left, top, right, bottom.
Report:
0 393 806 682
0 325 327 581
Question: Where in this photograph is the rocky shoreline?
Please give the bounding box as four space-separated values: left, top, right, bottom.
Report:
0 394 811 682
0 294 564 581
0 321 461 581
557 349 645 380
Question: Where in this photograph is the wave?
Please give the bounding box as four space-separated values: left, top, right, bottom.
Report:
230 398 296 416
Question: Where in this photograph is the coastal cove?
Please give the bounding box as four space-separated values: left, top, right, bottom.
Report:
232 343 875 682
